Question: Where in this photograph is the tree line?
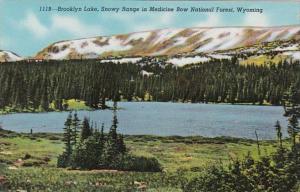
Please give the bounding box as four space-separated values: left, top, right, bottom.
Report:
0 58 299 112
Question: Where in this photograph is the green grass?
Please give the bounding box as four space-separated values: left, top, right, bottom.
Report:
0 166 188 192
240 54 289 66
0 131 289 191
0 134 285 171
0 136 63 166
0 99 91 115
64 99 90 110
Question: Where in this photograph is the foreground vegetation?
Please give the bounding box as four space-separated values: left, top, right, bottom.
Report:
0 127 287 191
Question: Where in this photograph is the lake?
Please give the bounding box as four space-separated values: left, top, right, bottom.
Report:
0 102 288 140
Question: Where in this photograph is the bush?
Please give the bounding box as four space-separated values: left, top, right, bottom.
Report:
184 166 233 192
23 159 47 167
184 148 300 192
23 153 31 160
48 135 61 140
121 155 162 172
57 152 70 168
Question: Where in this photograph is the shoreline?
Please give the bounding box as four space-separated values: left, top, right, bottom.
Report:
0 128 281 142
0 100 278 116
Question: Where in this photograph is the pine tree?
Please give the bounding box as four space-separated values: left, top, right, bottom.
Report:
63 112 73 156
283 83 299 117
71 135 100 169
40 84 49 111
287 114 300 148
275 121 283 149
117 134 126 154
98 123 106 167
106 102 119 167
81 117 92 141
99 123 105 150
72 112 80 147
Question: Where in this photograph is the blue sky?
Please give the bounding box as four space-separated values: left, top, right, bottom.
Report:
0 0 299 56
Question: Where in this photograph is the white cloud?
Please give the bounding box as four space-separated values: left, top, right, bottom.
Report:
160 13 174 26
193 14 221 27
106 12 175 32
21 12 48 38
133 14 174 31
244 13 269 27
20 12 102 39
51 15 102 37
0 36 9 47
0 38 3 48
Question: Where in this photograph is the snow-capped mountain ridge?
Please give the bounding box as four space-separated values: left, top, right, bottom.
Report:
0 50 22 62
35 25 300 60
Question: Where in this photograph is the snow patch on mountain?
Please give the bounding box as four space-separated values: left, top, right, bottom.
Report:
196 28 243 52
100 57 142 64
153 29 182 45
167 56 211 66
125 32 151 44
0 50 22 62
274 44 299 51
173 37 188 46
266 30 284 41
283 27 300 39
283 51 300 60
208 54 232 59
48 37 133 59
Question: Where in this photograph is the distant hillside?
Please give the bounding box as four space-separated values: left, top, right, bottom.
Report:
35 26 300 60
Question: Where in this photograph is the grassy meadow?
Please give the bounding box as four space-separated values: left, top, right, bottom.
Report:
0 99 90 115
0 129 287 191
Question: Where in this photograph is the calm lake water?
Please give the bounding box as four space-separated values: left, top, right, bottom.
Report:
0 102 288 140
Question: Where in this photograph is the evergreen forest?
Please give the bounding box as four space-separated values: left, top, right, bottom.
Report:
0 58 299 112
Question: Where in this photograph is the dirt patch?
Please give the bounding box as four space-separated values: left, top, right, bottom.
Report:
134 181 147 190
13 159 24 167
0 175 8 186
8 166 18 170
0 151 13 155
93 38 109 46
174 146 186 152
0 142 11 146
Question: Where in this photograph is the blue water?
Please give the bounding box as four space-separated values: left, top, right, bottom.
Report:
0 102 288 140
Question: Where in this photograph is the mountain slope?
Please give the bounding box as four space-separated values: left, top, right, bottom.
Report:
0 50 22 62
35 26 300 60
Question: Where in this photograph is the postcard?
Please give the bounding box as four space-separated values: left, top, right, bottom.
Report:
0 0 299 191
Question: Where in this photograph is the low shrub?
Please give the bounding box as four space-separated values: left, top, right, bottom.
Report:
184 148 300 192
121 155 162 172
57 152 70 168
23 159 47 167
23 153 31 160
